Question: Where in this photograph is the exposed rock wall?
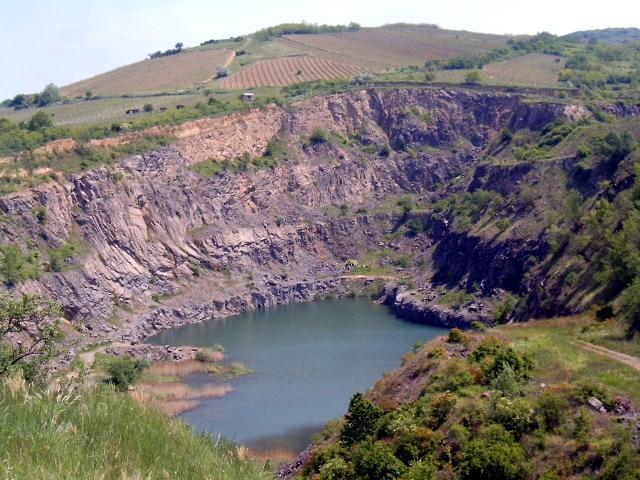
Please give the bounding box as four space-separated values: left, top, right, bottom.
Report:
0 88 575 340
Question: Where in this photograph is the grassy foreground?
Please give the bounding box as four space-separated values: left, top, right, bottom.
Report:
0 382 270 480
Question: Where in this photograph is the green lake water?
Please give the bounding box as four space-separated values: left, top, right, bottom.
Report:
148 298 445 452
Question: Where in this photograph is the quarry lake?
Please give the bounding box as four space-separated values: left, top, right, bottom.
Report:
148 298 445 452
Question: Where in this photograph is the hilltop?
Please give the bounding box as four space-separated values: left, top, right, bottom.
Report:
563 27 640 44
1 22 638 134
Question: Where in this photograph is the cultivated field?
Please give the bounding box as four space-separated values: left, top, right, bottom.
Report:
435 53 566 86
218 55 366 89
61 49 236 97
482 53 565 86
279 25 509 71
0 93 209 126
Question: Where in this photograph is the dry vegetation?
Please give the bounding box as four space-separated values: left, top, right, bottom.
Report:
61 49 235 96
279 25 508 71
482 53 566 86
218 55 366 89
132 382 232 415
435 53 566 86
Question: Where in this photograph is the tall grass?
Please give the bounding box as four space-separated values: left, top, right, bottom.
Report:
0 383 270 479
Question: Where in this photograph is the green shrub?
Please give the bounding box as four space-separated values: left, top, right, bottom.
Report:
48 243 77 273
417 391 458 427
621 277 640 336
309 128 328 145
464 71 482 85
319 455 353 480
536 391 570 431
595 131 634 161
490 364 523 398
35 206 47 225
27 111 53 131
425 391 457 428
0 245 41 286
472 321 488 332
458 424 528 480
496 218 510 232
499 128 513 144
400 460 437 480
447 328 468 345
492 397 533 438
105 356 148 391
494 296 517 324
397 195 414 214
312 443 349 474
353 440 406 480
407 219 422 235
471 337 532 382
143 103 153 112
340 393 383 446
428 360 474 393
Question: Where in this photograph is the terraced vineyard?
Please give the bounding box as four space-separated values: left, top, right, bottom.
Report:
218 55 366 89
279 25 509 71
61 48 236 96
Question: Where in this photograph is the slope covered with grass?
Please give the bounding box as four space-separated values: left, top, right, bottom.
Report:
0 382 269 480
300 317 640 479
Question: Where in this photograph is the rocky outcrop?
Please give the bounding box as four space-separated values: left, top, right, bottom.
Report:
380 284 492 328
0 88 575 344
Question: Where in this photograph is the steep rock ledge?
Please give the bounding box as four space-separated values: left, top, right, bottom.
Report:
0 88 577 344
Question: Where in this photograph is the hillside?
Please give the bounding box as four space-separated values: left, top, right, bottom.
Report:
290 316 640 479
563 27 640 44
60 48 236 97
0 382 269 479
2 24 639 132
278 25 508 71
56 24 508 96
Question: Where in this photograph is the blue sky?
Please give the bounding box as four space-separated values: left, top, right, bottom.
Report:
0 0 638 99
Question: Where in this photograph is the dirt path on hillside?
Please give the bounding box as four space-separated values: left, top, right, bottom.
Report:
576 340 640 371
77 342 130 369
339 274 397 280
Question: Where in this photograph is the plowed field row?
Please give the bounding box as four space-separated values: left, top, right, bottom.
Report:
218 56 366 89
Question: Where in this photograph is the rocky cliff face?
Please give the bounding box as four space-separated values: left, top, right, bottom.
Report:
0 88 580 344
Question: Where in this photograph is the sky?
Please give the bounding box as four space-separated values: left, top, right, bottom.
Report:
1 0 638 99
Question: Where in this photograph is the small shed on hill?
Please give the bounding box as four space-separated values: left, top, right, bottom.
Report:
241 92 255 103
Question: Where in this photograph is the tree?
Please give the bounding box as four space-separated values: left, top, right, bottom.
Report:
340 392 383 446
175 42 184 51
143 103 154 112
215 66 229 78
36 83 61 107
27 111 53 131
621 277 640 337
465 71 482 85
0 293 62 382
8 94 29 109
